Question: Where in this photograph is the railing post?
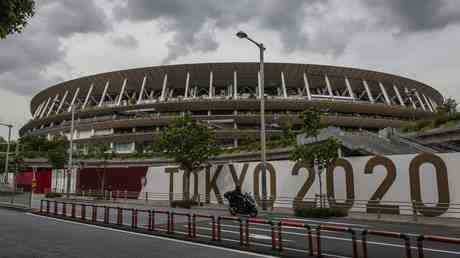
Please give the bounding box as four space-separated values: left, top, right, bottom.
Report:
245 219 249 246
166 211 171 233
71 203 76 218
145 192 148 203
412 200 418 223
54 200 58 215
239 218 244 246
40 200 44 213
316 225 321 258
81 204 86 220
270 221 276 250
148 210 153 231
211 216 216 241
92 205 97 223
277 222 283 251
306 224 314 256
362 230 369 258
417 235 425 258
62 202 67 216
104 206 109 224
171 213 175 233
46 200 50 214
131 209 138 228
401 233 412 258
187 214 192 237
348 228 358 258
117 207 122 225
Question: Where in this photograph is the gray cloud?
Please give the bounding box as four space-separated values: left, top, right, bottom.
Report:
0 0 111 96
113 0 347 63
363 0 460 33
111 35 139 49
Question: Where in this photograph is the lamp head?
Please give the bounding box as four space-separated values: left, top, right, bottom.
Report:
236 31 248 39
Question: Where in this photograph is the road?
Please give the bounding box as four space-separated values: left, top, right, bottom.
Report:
0 208 273 258
4 201 460 258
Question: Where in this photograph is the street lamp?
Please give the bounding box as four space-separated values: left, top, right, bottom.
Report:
67 104 77 198
236 31 268 210
0 123 13 185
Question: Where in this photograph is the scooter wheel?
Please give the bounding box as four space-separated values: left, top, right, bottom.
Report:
249 209 258 217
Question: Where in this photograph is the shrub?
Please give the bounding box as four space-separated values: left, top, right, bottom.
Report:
294 207 348 218
170 200 199 209
45 192 63 198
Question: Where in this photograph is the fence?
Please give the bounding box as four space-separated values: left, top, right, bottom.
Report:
0 190 31 208
37 200 460 258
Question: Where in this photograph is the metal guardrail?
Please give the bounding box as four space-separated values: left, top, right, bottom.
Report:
38 200 460 258
46 189 460 219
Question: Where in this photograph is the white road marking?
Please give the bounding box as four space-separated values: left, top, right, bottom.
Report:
213 223 460 255
191 226 293 242
279 217 371 228
25 213 276 258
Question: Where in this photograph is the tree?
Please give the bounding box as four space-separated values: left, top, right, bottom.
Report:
154 115 221 200
0 0 35 39
87 143 114 192
289 109 341 207
47 135 69 170
438 97 457 116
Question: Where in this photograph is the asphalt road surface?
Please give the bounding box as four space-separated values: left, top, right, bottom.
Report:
3 203 460 258
0 208 273 258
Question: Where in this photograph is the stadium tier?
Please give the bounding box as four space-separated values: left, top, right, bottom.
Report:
20 62 443 152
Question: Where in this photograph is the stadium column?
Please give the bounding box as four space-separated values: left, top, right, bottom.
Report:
281 71 288 98
378 82 391 105
56 90 69 114
303 72 312 100
233 70 238 148
405 87 417 109
362 79 375 103
46 94 60 117
233 70 238 99
414 90 427 111
137 76 147 104
32 101 45 119
117 79 127 106
83 83 94 109
422 94 434 112
99 80 110 107
325 74 333 98
160 73 168 101
68 88 80 112
209 71 213 98
39 97 52 119
428 97 438 110
344 77 356 100
184 72 190 98
393 85 406 106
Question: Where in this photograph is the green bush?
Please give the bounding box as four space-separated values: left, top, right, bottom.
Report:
294 207 348 218
45 192 63 198
170 200 198 209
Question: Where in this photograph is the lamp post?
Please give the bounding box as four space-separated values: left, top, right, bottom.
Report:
0 123 13 185
67 104 76 198
236 31 268 210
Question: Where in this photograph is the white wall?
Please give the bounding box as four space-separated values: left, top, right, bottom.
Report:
139 153 460 218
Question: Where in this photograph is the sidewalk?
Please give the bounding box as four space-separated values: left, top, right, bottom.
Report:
31 194 460 228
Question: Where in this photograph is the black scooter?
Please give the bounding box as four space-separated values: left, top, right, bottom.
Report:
224 191 258 217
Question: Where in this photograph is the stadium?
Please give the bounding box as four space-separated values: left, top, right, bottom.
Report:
20 62 443 152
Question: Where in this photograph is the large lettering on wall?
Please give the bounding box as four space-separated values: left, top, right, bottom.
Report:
144 153 459 218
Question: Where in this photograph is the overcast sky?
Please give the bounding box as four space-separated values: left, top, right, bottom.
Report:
1 0 460 138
